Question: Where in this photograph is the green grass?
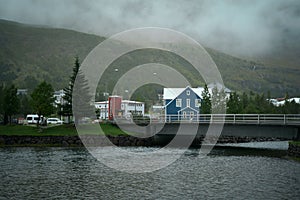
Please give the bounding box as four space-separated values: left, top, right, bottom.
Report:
289 141 300 146
0 123 128 136
100 123 128 136
0 124 77 136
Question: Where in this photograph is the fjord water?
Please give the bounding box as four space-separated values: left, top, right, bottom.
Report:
0 144 299 199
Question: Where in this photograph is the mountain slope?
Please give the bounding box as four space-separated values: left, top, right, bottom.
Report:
0 19 299 97
0 19 104 90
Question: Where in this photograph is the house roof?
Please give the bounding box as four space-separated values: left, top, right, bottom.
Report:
121 100 144 104
95 100 144 104
270 97 300 106
95 101 108 104
163 86 210 100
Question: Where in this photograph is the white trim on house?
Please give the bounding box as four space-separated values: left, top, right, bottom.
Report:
177 106 199 113
164 86 204 100
186 99 190 107
176 99 182 107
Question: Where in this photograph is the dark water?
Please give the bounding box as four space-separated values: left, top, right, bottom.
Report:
0 144 299 199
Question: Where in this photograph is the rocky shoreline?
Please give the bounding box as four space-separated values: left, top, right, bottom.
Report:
0 135 287 147
288 143 300 158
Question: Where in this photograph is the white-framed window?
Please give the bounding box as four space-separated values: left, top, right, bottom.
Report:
176 99 182 107
190 111 194 118
186 99 190 107
183 111 187 118
195 99 201 107
186 90 190 96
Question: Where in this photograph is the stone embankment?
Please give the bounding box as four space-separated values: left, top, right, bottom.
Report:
288 143 300 158
0 135 286 147
0 135 154 147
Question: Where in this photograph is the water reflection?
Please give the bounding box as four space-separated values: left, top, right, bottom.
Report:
0 143 299 199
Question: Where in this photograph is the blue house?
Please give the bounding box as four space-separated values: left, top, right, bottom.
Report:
163 86 203 122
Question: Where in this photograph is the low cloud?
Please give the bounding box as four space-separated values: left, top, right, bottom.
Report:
0 0 299 57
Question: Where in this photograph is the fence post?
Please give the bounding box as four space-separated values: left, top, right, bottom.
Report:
258 114 260 124
284 114 286 125
233 114 236 124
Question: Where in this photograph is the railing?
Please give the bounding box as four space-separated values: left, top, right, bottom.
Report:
149 114 300 125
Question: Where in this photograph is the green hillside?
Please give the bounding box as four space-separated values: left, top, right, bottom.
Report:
0 19 104 91
0 19 299 97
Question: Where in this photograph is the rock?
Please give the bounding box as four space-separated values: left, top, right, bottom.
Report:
62 141 69 147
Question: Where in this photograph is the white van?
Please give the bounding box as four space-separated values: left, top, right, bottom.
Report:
26 114 42 124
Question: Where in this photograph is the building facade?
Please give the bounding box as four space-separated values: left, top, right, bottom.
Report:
53 89 65 106
95 101 109 119
164 86 202 122
94 96 145 120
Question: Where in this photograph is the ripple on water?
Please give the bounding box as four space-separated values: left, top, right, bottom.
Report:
0 146 299 199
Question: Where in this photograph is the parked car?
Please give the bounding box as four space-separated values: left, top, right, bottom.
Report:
26 114 42 124
47 118 63 124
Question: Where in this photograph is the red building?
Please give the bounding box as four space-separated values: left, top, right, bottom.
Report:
108 96 122 120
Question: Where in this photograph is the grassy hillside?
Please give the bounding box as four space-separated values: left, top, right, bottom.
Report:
0 19 299 97
0 19 104 91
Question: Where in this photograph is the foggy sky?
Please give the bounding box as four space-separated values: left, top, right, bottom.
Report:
0 0 299 57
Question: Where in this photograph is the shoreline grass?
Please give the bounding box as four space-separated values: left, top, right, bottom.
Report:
289 141 300 146
0 123 127 136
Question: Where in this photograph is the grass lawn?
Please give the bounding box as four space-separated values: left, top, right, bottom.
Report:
289 141 300 146
0 123 128 136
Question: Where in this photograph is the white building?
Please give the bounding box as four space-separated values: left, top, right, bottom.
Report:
17 89 28 95
121 100 145 117
95 101 109 119
269 97 300 107
94 99 145 119
54 89 65 106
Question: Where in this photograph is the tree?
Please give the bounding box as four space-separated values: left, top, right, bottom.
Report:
241 92 249 113
72 68 94 125
3 85 20 124
201 84 211 114
18 93 32 118
63 57 93 125
227 92 242 114
63 57 80 123
211 86 227 114
31 81 54 127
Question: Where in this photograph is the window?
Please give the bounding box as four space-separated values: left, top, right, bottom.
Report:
190 111 194 118
183 111 187 118
186 99 190 107
186 90 190 96
195 99 201 107
176 99 182 107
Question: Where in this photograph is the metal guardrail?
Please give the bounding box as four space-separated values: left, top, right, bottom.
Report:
149 114 300 125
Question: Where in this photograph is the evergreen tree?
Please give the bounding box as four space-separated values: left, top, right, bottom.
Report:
72 68 93 125
241 92 249 112
31 81 54 127
63 57 80 123
201 84 211 114
227 92 242 114
3 84 20 124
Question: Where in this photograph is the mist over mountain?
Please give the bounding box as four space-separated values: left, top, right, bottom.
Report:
0 19 299 98
1 0 299 65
